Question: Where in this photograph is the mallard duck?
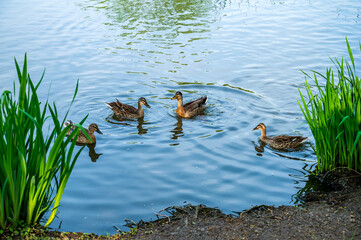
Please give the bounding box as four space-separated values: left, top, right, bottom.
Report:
252 123 307 149
64 120 102 144
171 91 207 118
105 97 150 119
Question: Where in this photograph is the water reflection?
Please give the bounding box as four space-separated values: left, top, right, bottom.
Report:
106 114 149 135
81 0 224 63
75 143 103 162
170 116 184 140
83 0 223 38
274 152 310 161
106 115 132 125
290 163 326 204
136 118 148 135
87 143 103 162
253 140 266 156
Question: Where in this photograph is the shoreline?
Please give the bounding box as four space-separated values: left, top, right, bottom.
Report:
3 170 359 239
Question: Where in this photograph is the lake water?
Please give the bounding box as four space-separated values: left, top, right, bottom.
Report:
1 0 360 235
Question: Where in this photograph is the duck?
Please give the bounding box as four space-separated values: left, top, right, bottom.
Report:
252 123 307 149
105 97 150 119
171 91 208 118
64 120 103 144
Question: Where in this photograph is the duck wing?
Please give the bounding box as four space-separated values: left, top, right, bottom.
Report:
115 99 138 114
273 135 307 142
64 120 76 136
271 135 308 148
182 96 208 117
106 98 138 115
183 96 208 112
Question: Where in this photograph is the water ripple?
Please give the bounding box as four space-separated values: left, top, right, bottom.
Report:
0 0 359 234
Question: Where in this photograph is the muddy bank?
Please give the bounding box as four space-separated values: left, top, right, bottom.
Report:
130 192 360 239
125 170 361 240
2 170 360 239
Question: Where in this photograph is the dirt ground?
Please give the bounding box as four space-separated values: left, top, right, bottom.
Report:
119 170 360 239
129 190 361 240
2 170 361 240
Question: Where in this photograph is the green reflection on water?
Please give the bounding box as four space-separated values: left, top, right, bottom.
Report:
83 0 223 40
81 0 228 74
222 84 254 94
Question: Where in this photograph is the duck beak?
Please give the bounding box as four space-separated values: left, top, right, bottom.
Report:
145 102 150 108
96 129 103 134
171 95 177 100
252 127 258 131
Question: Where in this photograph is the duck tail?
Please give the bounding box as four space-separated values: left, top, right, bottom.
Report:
104 102 112 109
116 98 123 107
203 96 208 104
64 120 75 136
64 120 73 127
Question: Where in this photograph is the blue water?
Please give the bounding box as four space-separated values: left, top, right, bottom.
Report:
1 0 360 234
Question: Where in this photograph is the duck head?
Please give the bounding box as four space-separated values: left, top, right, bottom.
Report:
139 97 150 108
253 123 266 131
89 123 103 134
171 91 182 100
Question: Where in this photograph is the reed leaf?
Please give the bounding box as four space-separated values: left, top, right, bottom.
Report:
299 37 361 173
0 54 87 229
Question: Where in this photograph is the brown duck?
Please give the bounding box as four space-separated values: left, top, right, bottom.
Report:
253 123 307 149
105 97 150 119
64 120 102 144
171 91 207 118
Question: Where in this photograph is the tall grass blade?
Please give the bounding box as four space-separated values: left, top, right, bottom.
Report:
0 54 87 230
299 38 361 173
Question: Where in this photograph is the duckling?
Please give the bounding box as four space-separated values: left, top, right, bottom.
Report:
171 91 207 118
105 97 150 119
252 123 307 149
64 120 102 144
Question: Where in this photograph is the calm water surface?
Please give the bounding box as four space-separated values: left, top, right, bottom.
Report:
1 0 360 234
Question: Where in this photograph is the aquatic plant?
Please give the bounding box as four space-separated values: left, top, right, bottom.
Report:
0 54 88 229
298 38 361 173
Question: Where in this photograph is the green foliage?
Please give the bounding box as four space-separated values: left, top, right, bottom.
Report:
298 37 361 173
0 54 87 230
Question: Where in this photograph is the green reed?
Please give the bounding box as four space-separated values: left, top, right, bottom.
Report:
298 38 361 173
0 54 89 229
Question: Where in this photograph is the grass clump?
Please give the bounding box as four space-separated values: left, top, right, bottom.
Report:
0 54 87 230
298 38 361 173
